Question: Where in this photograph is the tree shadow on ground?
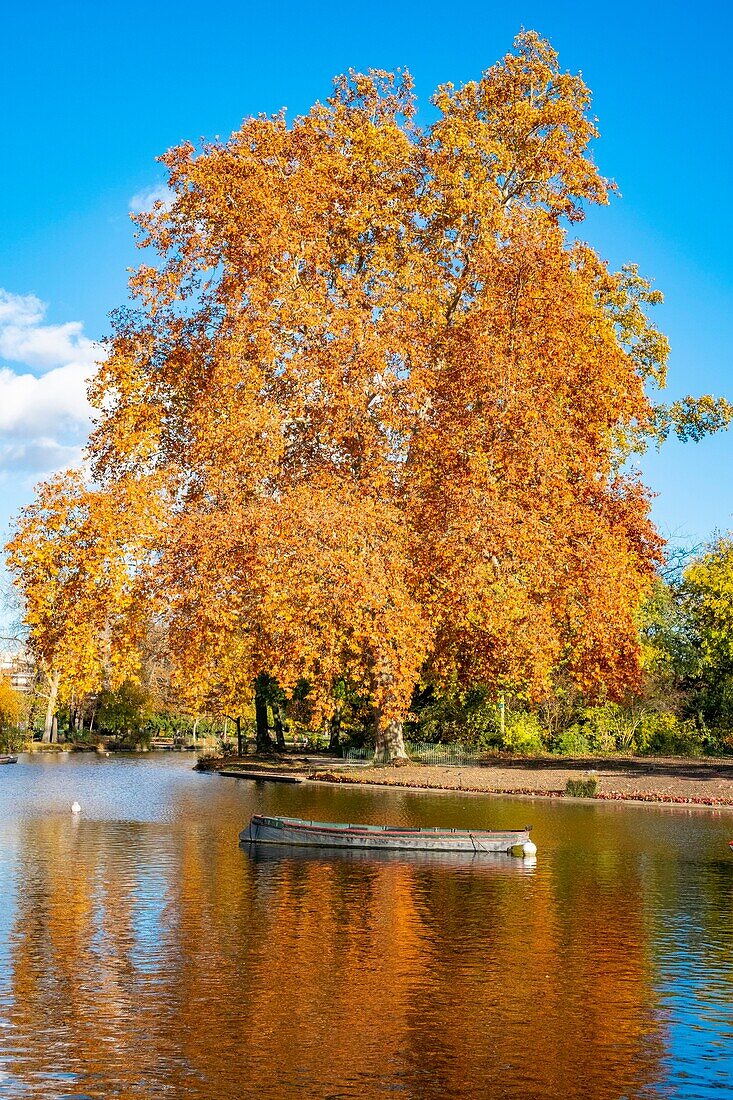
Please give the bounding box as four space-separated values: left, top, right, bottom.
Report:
478 756 733 781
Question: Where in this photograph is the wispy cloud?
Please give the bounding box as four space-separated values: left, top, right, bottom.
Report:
129 183 174 214
0 289 101 482
0 439 85 478
0 291 44 327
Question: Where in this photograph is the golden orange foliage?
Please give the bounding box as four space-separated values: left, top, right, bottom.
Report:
0 675 25 732
6 472 143 715
11 33 728 758
85 32 672 759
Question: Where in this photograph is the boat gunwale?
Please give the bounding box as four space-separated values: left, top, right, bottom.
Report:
249 814 531 840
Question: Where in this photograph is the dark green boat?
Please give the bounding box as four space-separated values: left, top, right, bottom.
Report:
241 814 535 855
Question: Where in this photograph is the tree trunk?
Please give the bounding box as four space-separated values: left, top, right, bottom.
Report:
328 706 342 755
27 695 40 737
254 677 272 754
43 670 61 743
273 702 286 751
371 660 409 764
235 716 243 757
373 710 409 765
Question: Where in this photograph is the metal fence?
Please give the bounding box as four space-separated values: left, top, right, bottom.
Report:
344 742 481 766
343 747 371 762
405 741 481 765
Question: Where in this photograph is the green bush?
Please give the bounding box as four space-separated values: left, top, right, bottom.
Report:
575 704 658 754
581 705 628 753
565 777 598 798
415 688 502 750
411 683 727 759
0 726 26 754
718 731 733 754
639 712 705 755
415 694 464 743
464 708 502 750
501 712 546 755
559 705 708 756
553 725 591 756
96 682 153 742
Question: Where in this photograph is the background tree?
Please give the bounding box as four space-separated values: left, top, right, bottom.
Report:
680 538 733 733
0 675 26 753
6 472 143 741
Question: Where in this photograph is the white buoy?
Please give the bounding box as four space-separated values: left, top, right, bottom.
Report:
523 840 537 857
71 801 81 814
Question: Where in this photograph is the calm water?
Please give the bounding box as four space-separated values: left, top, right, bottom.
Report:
0 755 732 1099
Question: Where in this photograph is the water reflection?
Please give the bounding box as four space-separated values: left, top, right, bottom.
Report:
244 842 537 872
0 756 731 1098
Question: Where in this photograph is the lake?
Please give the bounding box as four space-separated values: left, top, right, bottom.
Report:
0 753 732 1099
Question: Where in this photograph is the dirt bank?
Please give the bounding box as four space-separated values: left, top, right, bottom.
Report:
201 753 733 808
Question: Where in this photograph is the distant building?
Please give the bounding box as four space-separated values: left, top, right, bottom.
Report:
0 648 35 694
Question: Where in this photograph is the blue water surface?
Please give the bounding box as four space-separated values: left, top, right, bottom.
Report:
0 753 732 1099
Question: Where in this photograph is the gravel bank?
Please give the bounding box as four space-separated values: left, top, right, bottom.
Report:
204 754 733 808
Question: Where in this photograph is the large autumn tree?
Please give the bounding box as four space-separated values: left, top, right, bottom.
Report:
65 32 730 760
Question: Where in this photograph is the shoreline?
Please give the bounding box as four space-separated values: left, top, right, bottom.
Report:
308 772 733 810
200 752 733 811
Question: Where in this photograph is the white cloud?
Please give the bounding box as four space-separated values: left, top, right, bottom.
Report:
0 290 100 372
0 290 44 327
0 364 92 436
0 289 102 482
129 183 174 214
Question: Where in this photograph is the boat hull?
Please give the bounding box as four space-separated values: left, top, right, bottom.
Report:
0 755 18 765
240 815 531 854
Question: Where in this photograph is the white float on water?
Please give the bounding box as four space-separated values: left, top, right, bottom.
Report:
71 802 81 814
523 840 537 857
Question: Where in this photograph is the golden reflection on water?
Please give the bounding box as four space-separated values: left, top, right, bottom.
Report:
0 756 731 1099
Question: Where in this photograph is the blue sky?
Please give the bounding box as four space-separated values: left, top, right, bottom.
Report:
1 0 731 552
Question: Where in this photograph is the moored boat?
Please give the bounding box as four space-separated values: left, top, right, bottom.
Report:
0 755 18 765
240 815 534 855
